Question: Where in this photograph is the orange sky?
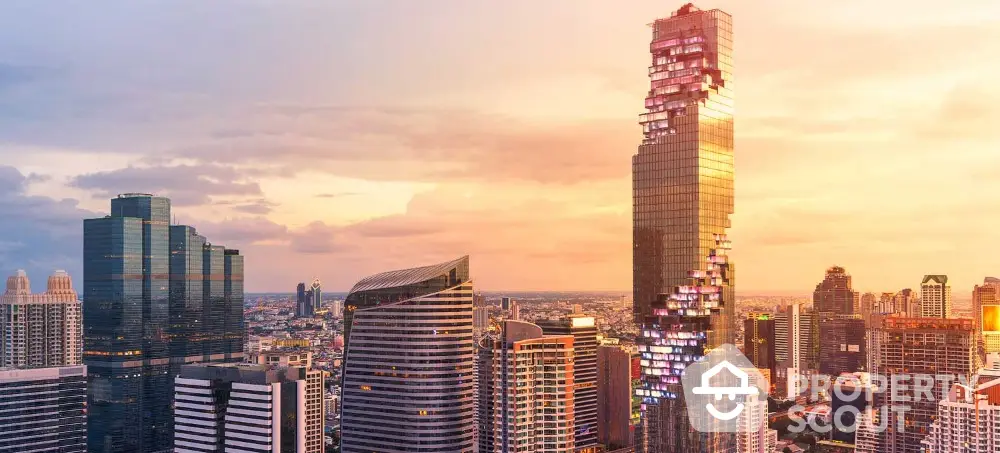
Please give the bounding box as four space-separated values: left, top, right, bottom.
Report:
3 0 1000 293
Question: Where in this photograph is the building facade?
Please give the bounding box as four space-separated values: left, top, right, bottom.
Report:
174 363 320 453
248 350 325 452
296 282 311 318
0 365 87 453
632 5 736 450
340 256 475 453
538 316 598 452
920 275 951 319
597 345 634 450
813 266 858 315
84 193 245 453
922 353 1000 453
862 317 975 453
818 315 866 376
743 314 776 390
494 320 575 453
1 270 82 368
973 278 1000 358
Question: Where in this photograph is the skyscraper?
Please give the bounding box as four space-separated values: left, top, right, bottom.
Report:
1 270 82 368
632 4 735 451
309 277 322 311
246 350 325 453
340 256 475 453
84 193 245 453
597 345 634 450
477 335 497 453
973 278 1000 357
862 317 975 453
174 362 322 453
813 266 858 315
0 365 88 453
774 303 819 397
922 353 1000 453
743 314 776 390
818 315 866 376
296 282 310 317
538 316 599 452
493 320 576 453
920 275 952 318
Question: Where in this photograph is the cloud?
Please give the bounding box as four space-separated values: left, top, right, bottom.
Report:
70 164 263 206
315 192 360 199
0 165 98 286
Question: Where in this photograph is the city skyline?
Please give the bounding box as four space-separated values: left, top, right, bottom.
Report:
2 0 1000 294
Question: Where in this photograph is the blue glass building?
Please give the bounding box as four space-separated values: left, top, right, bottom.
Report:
84 193 245 453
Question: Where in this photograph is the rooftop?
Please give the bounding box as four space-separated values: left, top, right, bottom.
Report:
348 255 469 294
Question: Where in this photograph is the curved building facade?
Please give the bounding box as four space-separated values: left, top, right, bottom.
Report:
341 256 475 453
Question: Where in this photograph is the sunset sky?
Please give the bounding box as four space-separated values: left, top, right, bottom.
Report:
1 0 1000 294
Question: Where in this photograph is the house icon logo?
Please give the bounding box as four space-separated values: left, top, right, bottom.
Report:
681 343 768 433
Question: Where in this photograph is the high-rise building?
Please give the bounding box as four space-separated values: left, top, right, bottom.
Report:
813 266 859 315
309 278 322 310
920 275 952 318
597 345 633 450
818 314 866 376
775 303 819 397
0 365 87 453
174 362 321 453
895 288 920 318
743 314 776 390
830 373 874 445
735 371 775 453
84 193 245 453
1 270 82 368
974 278 1000 358
340 256 475 453
296 282 311 318
632 5 735 450
861 317 975 453
477 335 497 453
494 320 575 453
246 349 325 452
922 353 1000 453
474 306 490 334
539 316 598 452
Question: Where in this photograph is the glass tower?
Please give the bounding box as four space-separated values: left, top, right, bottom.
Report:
632 4 735 452
84 193 245 453
340 256 475 453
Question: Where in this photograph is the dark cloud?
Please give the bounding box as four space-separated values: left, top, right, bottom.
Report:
70 164 263 206
0 165 98 287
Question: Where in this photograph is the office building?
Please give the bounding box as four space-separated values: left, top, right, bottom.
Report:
296 282 310 317
340 256 475 453
861 317 976 453
246 349 325 453
330 299 344 318
494 320 575 453
477 335 497 453
775 303 819 396
920 274 951 318
1 270 82 368
974 278 1000 357
922 353 1000 453
174 362 321 453
632 5 736 450
743 314 776 390
813 266 858 315
818 315 866 376
0 365 87 453
597 345 633 450
538 316 598 452
474 305 490 334
84 193 245 453
309 278 322 310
